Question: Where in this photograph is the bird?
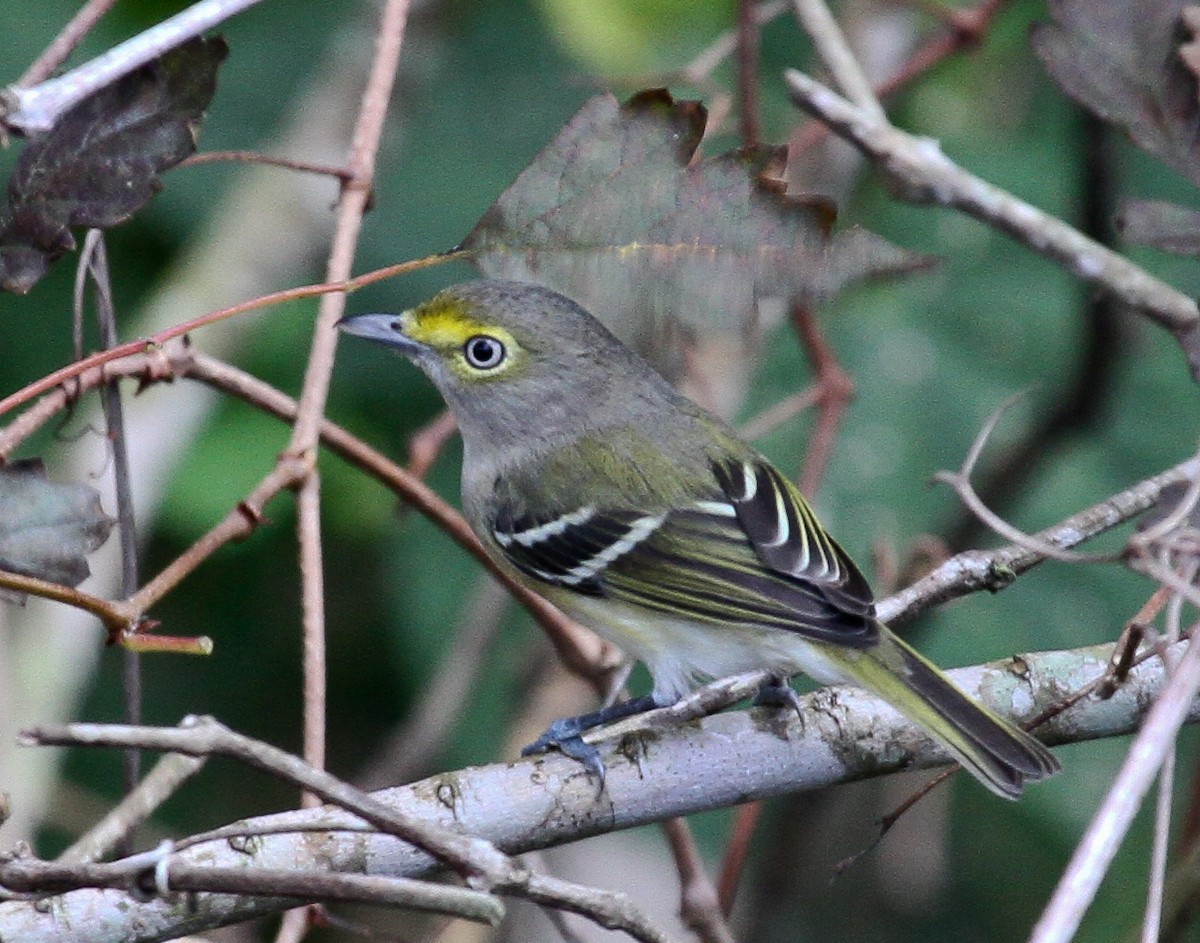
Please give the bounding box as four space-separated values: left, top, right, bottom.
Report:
339 279 1060 798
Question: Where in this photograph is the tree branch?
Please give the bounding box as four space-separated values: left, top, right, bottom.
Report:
0 639 1187 942
783 69 1200 379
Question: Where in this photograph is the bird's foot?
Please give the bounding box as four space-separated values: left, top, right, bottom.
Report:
521 694 661 784
752 675 804 717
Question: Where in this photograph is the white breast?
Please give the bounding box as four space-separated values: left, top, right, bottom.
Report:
559 594 850 704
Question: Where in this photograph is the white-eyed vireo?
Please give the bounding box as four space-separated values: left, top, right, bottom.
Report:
340 279 1059 798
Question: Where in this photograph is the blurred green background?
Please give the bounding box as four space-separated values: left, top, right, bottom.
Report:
1 0 1197 940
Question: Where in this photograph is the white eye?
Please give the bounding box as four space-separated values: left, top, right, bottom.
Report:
463 334 506 370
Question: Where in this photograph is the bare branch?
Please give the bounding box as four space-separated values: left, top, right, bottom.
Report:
16 0 119 88
2 0 269 133
0 855 504 924
1030 637 1200 943
783 69 1200 378
879 453 1200 625
1 640 1184 942
57 753 206 865
789 0 884 118
14 716 675 943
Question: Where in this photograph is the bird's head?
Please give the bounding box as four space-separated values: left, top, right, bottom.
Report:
339 279 668 453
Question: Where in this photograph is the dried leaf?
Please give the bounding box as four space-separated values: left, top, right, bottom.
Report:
0 36 228 294
0 459 113 595
1181 7 1200 91
1032 1 1200 185
459 89 928 414
1117 198 1200 255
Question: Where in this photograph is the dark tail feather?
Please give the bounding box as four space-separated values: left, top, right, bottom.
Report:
863 631 1060 798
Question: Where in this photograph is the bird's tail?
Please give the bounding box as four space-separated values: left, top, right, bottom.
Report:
844 627 1060 798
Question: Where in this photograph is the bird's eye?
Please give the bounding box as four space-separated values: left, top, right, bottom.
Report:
463 335 506 370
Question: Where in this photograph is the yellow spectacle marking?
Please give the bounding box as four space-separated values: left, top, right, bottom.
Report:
405 297 501 349
405 297 521 379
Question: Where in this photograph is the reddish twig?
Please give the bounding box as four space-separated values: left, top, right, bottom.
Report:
679 1 787 87
788 0 1009 156
738 385 822 441
735 0 761 145
716 810 754 915
662 818 736 943
792 302 855 498
407 410 459 479
0 345 613 687
179 150 355 182
0 251 452 423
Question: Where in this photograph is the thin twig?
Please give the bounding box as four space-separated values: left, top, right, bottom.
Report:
1145 724 1178 943
180 150 355 182
679 1 787 86
737 385 821 441
0 250 453 422
408 409 459 480
1030 637 1200 943
735 0 761 145
16 0 120 87
22 716 512 880
296 478 327 808
272 0 411 816
77 231 145 809
789 0 884 119
0 855 505 923
879 454 1200 626
786 0 1010 158
57 753 206 865
792 302 854 498
932 392 1117 565
0 568 126 628
661 818 736 943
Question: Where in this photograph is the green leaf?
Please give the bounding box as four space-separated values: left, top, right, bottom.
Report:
459 89 928 414
0 36 228 294
0 459 114 592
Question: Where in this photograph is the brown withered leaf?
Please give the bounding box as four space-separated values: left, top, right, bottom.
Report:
0 459 113 598
0 36 228 294
459 89 928 415
1032 1 1200 185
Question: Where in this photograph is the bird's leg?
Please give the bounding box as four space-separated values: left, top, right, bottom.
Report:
752 674 805 717
521 693 662 781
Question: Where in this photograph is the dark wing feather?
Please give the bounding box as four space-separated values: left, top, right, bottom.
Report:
489 457 878 647
710 458 877 627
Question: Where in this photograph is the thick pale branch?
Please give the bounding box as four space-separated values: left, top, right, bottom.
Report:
1 640 1186 942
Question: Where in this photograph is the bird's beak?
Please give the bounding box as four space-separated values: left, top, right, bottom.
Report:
336 311 424 354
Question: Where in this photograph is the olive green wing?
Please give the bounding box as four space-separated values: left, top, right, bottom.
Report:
490 456 878 647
